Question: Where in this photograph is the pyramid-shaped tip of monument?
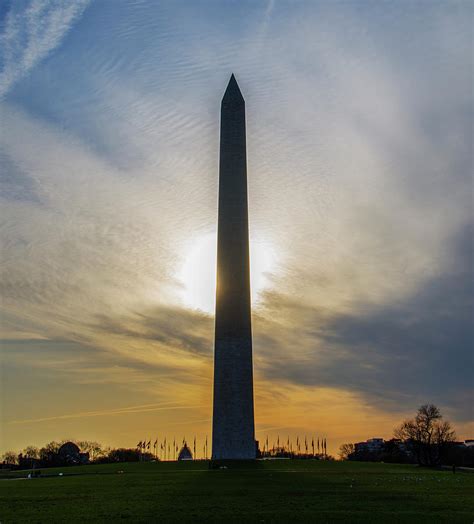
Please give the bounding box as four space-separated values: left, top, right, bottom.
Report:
222 73 244 104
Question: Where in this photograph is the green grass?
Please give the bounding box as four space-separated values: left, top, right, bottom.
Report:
1 460 473 523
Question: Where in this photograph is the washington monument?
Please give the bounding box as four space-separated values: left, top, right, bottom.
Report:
212 75 256 460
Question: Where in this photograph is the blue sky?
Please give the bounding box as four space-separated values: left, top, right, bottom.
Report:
1 0 472 453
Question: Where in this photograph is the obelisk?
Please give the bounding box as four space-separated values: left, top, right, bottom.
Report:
212 74 256 460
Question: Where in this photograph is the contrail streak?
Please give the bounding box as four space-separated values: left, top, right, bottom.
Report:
7 401 205 425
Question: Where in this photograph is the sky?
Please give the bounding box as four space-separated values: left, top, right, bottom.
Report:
0 0 472 456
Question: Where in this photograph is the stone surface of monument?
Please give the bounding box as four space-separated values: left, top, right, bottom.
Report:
212 75 256 460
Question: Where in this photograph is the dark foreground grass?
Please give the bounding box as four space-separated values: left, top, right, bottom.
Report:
0 460 473 523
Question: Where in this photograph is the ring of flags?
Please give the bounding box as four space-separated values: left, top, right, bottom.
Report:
136 435 328 460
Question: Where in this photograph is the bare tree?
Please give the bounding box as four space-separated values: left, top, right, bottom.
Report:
39 441 61 462
22 446 40 459
76 441 104 461
394 404 456 466
2 451 18 465
338 443 355 460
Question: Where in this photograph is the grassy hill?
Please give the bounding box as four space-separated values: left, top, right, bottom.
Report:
1 460 472 522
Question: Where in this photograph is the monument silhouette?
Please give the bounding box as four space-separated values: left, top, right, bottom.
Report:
212 75 256 460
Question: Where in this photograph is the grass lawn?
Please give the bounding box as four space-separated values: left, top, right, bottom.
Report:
0 460 472 523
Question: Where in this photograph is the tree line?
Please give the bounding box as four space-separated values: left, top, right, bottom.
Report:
1 440 154 469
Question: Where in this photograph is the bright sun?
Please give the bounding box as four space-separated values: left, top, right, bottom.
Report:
178 233 276 313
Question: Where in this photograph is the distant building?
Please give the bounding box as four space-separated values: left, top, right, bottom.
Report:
177 444 193 461
18 454 41 470
353 437 412 462
58 442 89 465
355 438 384 455
350 436 473 466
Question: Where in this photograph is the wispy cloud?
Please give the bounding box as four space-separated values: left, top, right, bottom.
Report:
7 401 205 425
1 0 472 451
254 221 474 422
92 306 213 357
0 0 91 98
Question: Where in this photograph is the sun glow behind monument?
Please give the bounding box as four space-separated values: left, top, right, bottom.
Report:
179 233 277 313
1 1 471 458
